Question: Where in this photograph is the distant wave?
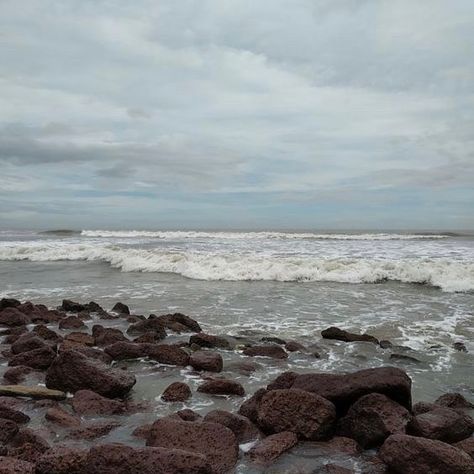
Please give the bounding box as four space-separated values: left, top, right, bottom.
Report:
0 243 472 292
80 230 450 241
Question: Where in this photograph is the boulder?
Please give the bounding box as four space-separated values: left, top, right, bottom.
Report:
36 446 88 474
176 409 202 422
256 389 336 440
319 465 354 474
261 336 286 345
3 366 36 384
60 300 88 312
453 342 468 352
0 457 35 474
161 382 191 402
147 344 190 366
203 410 260 443
45 407 81 427
71 389 126 415
8 346 56 370
247 431 297 464
8 427 50 452
310 436 361 455
104 341 147 360
67 421 121 440
0 308 30 327
0 418 19 443
127 319 166 339
58 341 112 364
190 333 232 349
112 302 130 314
321 326 379 344
412 401 437 415
58 316 85 330
408 407 474 443
92 325 127 346
147 418 238 474
45 350 136 397
243 345 288 359
454 438 474 461
64 332 95 346
267 367 412 413
379 434 474 474
11 334 49 354
157 313 202 333
15 302 64 324
435 393 474 410
133 332 164 343
226 361 258 376
33 325 62 342
84 443 211 474
238 388 268 423
0 298 21 310
285 340 306 352
0 406 30 424
190 351 223 372
198 378 245 397
337 393 412 448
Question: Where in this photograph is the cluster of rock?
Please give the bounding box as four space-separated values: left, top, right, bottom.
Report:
0 297 472 473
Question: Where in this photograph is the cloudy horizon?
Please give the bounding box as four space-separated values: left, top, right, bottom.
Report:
1 0 473 231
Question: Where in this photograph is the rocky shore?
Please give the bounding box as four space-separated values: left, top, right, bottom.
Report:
0 297 473 473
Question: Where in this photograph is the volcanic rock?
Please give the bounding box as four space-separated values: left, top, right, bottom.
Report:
157 313 202 333
36 446 88 474
321 327 379 344
126 318 166 339
243 345 288 359
190 333 232 349
203 410 259 443
0 418 19 443
0 308 30 327
92 325 127 346
238 388 268 423
8 346 56 370
0 457 35 474
198 378 245 396
58 316 85 330
190 350 223 372
45 407 81 427
247 431 297 464
435 392 474 410
161 382 192 402
112 302 130 314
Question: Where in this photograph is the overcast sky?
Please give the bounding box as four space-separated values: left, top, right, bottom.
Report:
1 0 473 231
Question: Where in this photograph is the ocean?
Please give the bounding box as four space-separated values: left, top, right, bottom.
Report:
1 229 473 471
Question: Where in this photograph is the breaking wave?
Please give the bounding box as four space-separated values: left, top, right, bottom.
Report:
0 243 472 293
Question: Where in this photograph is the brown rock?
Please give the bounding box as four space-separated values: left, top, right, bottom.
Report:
8 427 50 452
132 423 152 439
2 366 35 384
412 401 437 415
59 316 85 330
0 406 29 424
146 344 190 366
435 392 474 410
84 443 211 474
11 334 48 354
285 340 306 352
147 418 238 474
161 382 192 402
190 333 232 349
127 318 166 339
67 421 121 440
408 407 474 443
45 350 136 397
33 325 62 342
247 431 297 464
243 345 288 359
157 313 202 333
8 346 56 370
0 418 19 443
112 302 130 314
337 393 412 448
175 409 202 422
226 361 258 376
64 332 95 346
321 326 379 344
45 406 81 427
92 325 127 346
6 442 44 464
0 308 30 327
198 378 245 396
454 438 474 461
203 410 259 443
0 456 35 474
379 434 474 474
58 341 112 364
0 298 21 310
238 388 268 423
310 436 361 455
319 465 354 474
190 351 223 372
60 300 87 312
71 389 126 415
133 332 163 343
257 389 336 440
36 446 88 474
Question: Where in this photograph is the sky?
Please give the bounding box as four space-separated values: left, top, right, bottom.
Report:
1 0 473 231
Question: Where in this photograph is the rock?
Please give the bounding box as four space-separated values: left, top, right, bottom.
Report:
99 341 148 361
157 313 202 333
454 438 474 461
319 465 354 474
226 361 258 376
2 366 35 384
59 316 85 330
11 334 48 354
0 406 29 424
127 318 166 339
71 389 126 415
176 409 202 422
146 344 190 366
0 385 66 400
453 342 468 352
67 421 121 440
64 332 95 346
379 434 474 474
0 418 19 443
6 442 44 463
238 388 268 423
390 353 421 363
198 378 245 396
84 443 211 474
285 340 306 352
2 326 28 344
408 407 474 443
310 436 361 455
261 336 286 345
379 340 393 349
268 367 412 414
45 350 136 397
412 401 437 415
8 346 56 370
58 341 112 364
45 407 81 427
133 332 164 343
36 446 88 474
8 427 50 452
203 410 259 443
257 389 336 440
243 345 288 359
33 325 62 342
92 325 127 346
147 418 238 474
0 298 21 310
161 382 192 402
190 351 223 372
337 393 412 448
0 457 35 474
321 327 379 344
60 300 87 313
15 302 64 324
190 333 232 349
435 392 474 410
112 302 130 314
0 308 30 327
247 431 297 464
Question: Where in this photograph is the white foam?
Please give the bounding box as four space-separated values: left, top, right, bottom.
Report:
0 243 472 292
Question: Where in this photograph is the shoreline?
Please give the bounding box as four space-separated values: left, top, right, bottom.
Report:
0 297 472 473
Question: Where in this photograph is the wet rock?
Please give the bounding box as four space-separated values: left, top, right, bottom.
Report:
45 350 136 397
0 308 30 327
453 342 468 352
64 332 95 346
337 393 412 448
379 434 474 474
60 300 87 313
203 410 260 443
8 428 50 454
0 456 35 474
412 401 437 415
190 333 233 349
45 406 81 427
8 346 56 370
408 406 474 443
157 313 202 333
311 436 361 455
6 441 44 464
126 318 166 339
36 446 88 474
0 298 21 310
71 389 126 415
175 409 202 422
435 392 474 410
147 344 190 366
243 345 288 359
190 350 223 372
1 326 28 344
261 336 286 345
198 378 245 396
58 341 112 364
390 353 421 363
67 421 121 440
0 406 29 424
147 418 239 474
247 431 297 464
379 340 393 349
161 382 192 402
321 327 379 344
268 367 412 414
11 334 49 354
104 341 147 360
84 443 211 474
2 366 35 384
226 361 258 376
238 388 268 423
319 465 354 474
58 316 86 330
285 340 306 352
33 325 62 342
257 389 336 440
133 332 164 343
0 418 19 443
112 302 130 314
92 325 127 346
454 438 474 461
16 302 64 324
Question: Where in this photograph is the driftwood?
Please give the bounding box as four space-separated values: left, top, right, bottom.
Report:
0 385 66 400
